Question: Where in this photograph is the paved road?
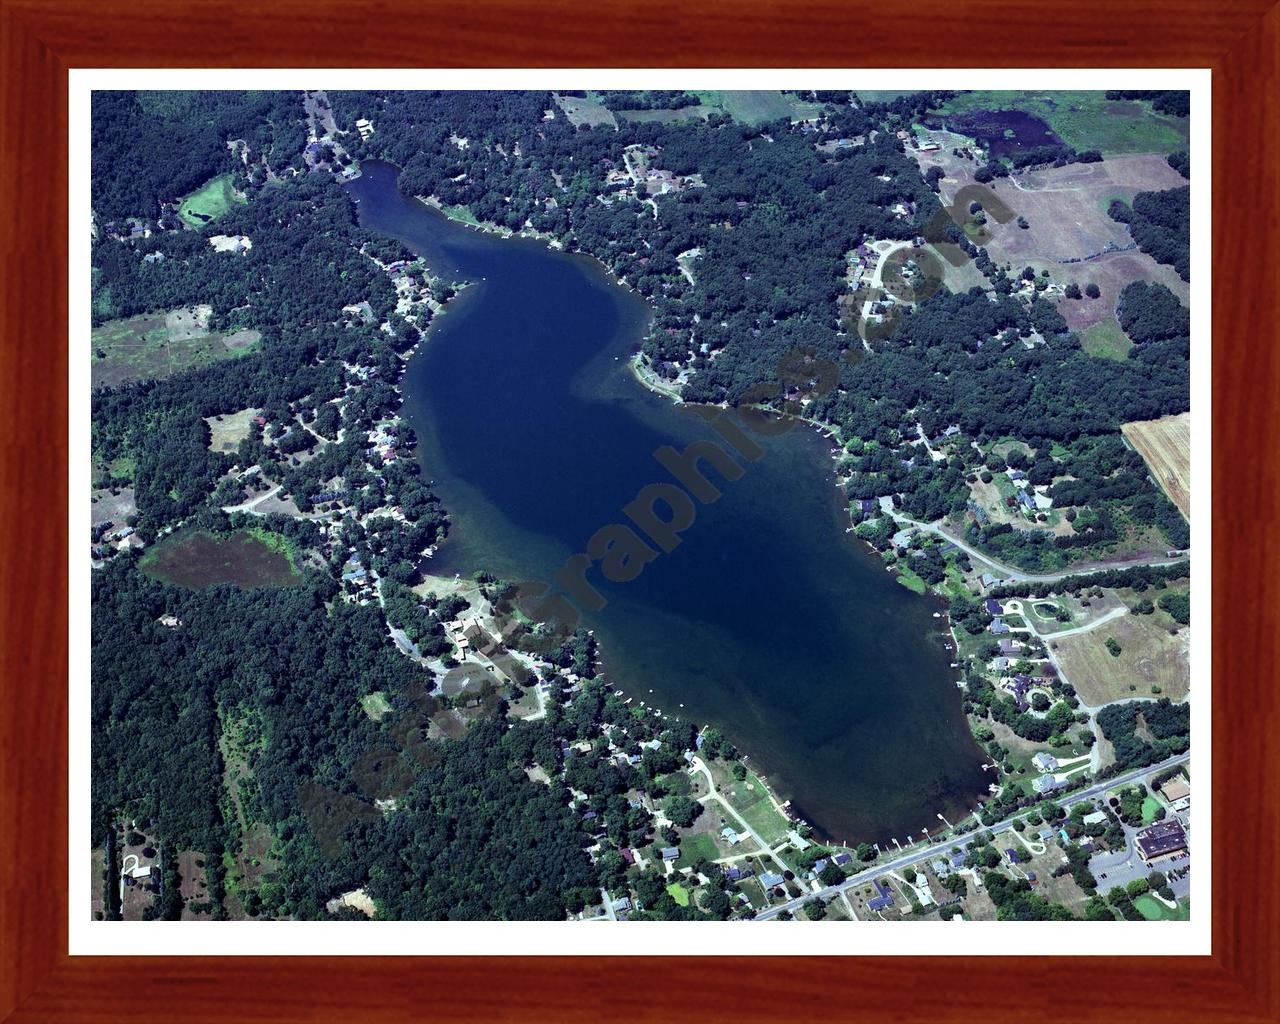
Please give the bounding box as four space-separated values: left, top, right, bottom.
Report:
690 757 794 876
752 751 1190 920
894 516 1188 584
1019 603 1129 640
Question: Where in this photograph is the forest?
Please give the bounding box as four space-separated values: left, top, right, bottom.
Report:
1109 185 1190 280
92 91 308 222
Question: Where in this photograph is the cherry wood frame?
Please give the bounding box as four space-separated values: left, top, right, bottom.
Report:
2 1 1276 1020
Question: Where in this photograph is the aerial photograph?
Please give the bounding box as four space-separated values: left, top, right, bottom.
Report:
89 87 1193 924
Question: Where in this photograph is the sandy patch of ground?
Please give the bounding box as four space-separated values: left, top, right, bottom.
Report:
326 888 376 917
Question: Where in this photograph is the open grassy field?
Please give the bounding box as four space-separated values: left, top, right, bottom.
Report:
204 406 262 452
934 91 1190 155
675 831 721 869
1122 413 1191 521
178 173 246 227
693 90 794 125
1080 318 1133 360
1050 611 1190 706
360 691 393 721
553 93 617 129
911 150 1190 335
92 306 260 388
140 529 301 589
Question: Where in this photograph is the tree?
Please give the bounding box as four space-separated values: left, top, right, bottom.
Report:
1064 283 1082 300
818 861 844 886
1085 282 1101 299
661 795 702 829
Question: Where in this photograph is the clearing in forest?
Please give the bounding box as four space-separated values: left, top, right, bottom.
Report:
92 305 260 388
178 172 246 227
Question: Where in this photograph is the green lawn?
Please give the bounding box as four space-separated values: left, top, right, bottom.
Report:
1134 894 1190 921
1141 796 1164 824
895 563 929 594
178 173 245 227
722 773 790 846
666 883 690 907
675 832 720 869
934 91 1189 155
1081 319 1133 361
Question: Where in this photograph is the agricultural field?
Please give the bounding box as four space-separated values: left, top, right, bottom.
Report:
91 305 260 388
1049 611 1190 706
204 406 262 452
981 157 1184 264
178 173 246 227
552 93 617 129
911 147 1190 332
1122 413 1191 521
933 91 1190 155
139 529 301 589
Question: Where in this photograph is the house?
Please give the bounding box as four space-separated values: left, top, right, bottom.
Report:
1082 810 1109 827
930 856 952 879
787 829 811 851
760 872 785 889
1033 774 1064 794
1135 820 1188 863
866 879 895 912
720 827 742 846
989 618 1010 635
984 598 1003 615
1032 752 1059 773
998 638 1020 655
1018 491 1036 511
611 896 632 913
833 853 852 866
354 117 374 139
619 847 635 866
660 847 680 861
1004 848 1024 865
980 572 998 588
725 866 742 882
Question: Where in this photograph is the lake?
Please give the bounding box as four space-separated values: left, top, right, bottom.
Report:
347 160 987 843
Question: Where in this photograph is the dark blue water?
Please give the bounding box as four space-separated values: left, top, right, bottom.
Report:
928 109 1064 161
347 161 987 843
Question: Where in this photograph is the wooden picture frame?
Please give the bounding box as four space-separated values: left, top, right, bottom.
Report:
1 1 1274 1019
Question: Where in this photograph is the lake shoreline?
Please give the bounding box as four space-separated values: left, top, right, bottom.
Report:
352 159 990 845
